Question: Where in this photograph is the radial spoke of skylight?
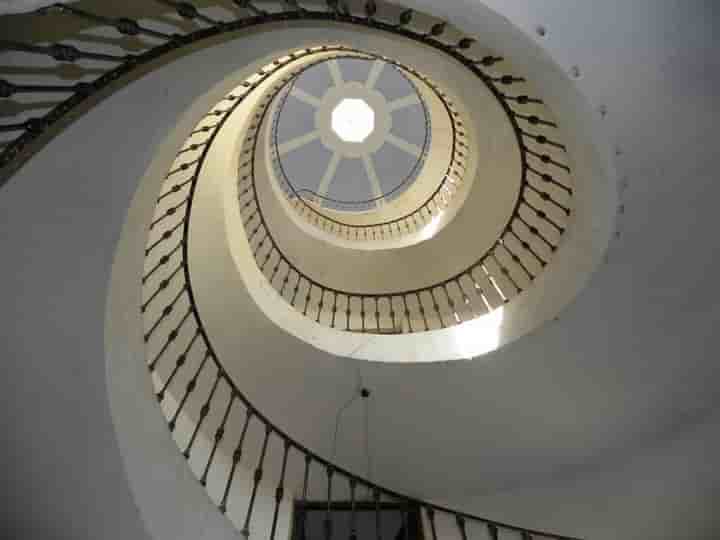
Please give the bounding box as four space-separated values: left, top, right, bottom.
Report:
362 155 384 204
291 87 322 108
278 130 320 156
365 60 385 89
317 152 342 197
328 59 344 87
386 133 422 157
388 94 421 112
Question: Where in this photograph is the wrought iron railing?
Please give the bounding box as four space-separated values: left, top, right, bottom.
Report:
3 2 579 539
231 55 571 332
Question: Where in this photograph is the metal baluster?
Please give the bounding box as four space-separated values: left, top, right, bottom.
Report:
183 366 222 457
303 283 313 316
291 275 302 307
524 181 571 216
157 0 222 26
155 327 198 402
374 489 382 540
317 289 325 323
324 466 334 540
269 440 291 540
283 0 304 15
167 158 200 177
512 112 557 128
455 280 478 319
521 130 567 151
143 285 187 342
148 310 194 372
515 214 558 252
456 515 468 540
219 407 254 513
260 242 276 271
508 228 548 267
426 508 438 540
361 297 367 333
149 197 188 230
200 388 235 486
429 289 445 328
233 0 268 17
280 267 292 296
241 425 271 537
143 241 183 284
481 262 508 303
387 296 397 332
270 259 282 284
502 93 542 105
326 0 340 15
43 4 174 40
169 350 211 432
521 196 565 233
298 455 311 540
498 238 534 281
349 479 358 540
425 22 447 39
0 40 128 63
402 296 413 333
402 504 410 540
524 147 570 173
443 284 461 324
492 75 526 86
473 55 503 67
415 292 429 331
527 165 572 194
394 9 413 28
331 292 338 328
452 37 476 51
490 251 522 294
374 297 380 332
141 261 184 312
0 79 94 96
0 121 31 132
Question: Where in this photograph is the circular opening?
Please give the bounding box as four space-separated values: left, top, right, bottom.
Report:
331 98 375 143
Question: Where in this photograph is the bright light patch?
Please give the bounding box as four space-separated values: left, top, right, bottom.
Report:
451 306 505 359
331 98 375 143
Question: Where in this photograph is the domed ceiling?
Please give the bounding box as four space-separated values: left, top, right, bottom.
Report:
272 57 430 212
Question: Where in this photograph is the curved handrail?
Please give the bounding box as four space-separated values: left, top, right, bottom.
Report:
3 2 579 539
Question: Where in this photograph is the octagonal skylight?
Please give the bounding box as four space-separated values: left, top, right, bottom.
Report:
331 98 375 143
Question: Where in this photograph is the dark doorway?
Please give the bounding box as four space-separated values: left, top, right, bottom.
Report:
292 501 424 540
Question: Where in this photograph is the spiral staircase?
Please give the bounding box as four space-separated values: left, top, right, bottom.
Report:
2 2 720 540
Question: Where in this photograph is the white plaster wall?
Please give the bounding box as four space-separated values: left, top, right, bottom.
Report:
3 2 719 540
424 406 720 540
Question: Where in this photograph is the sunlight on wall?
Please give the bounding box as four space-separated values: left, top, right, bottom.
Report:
418 211 444 242
450 306 504 358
